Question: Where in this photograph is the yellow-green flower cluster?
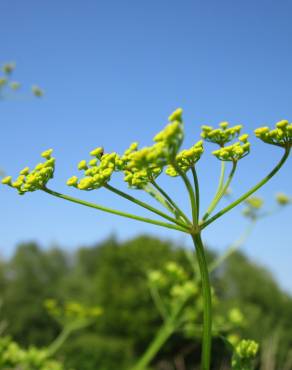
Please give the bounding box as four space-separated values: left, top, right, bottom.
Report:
245 196 264 209
68 109 185 190
120 108 185 188
0 62 44 98
32 85 44 97
254 120 292 148
0 337 65 370
44 299 102 325
67 147 119 190
2 62 15 75
276 192 291 205
242 196 264 219
153 108 184 158
212 139 250 162
201 121 242 147
231 339 259 370
1 149 55 194
148 261 199 313
165 140 204 177
121 142 164 188
228 308 245 326
201 121 250 162
0 63 21 94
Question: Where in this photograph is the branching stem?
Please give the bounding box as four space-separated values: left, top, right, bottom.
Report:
151 179 192 225
202 161 237 221
104 183 187 229
43 188 189 233
201 148 290 229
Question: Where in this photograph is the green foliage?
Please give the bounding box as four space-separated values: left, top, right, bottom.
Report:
61 334 133 370
0 336 67 370
1 243 69 345
0 235 291 369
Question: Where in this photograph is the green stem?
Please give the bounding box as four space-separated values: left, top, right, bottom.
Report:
149 284 168 320
202 161 237 221
104 184 187 229
175 166 198 225
201 148 290 230
218 160 226 193
43 188 189 233
151 180 192 225
131 321 175 370
191 233 212 370
191 167 200 222
203 161 225 220
144 184 176 214
46 327 72 357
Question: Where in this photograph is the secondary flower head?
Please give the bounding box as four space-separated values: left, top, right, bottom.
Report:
1 150 55 194
276 192 291 206
121 143 164 188
232 339 259 369
0 77 7 87
32 85 44 97
10 81 21 90
153 107 184 160
2 62 16 75
245 196 264 209
68 150 120 190
120 109 186 188
242 196 264 219
165 140 204 177
212 141 250 162
68 109 185 190
201 121 243 147
254 120 292 149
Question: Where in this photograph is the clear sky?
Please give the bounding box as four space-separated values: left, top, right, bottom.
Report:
1 1 291 291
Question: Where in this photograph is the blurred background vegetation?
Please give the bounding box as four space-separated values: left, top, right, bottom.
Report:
0 235 291 369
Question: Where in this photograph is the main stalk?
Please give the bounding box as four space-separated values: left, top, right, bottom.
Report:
191 232 212 370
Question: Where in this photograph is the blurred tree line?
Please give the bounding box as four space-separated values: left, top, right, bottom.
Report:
0 235 291 370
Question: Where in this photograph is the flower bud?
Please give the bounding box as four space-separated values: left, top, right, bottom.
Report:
41 149 53 159
1 176 12 185
67 176 79 187
78 160 88 171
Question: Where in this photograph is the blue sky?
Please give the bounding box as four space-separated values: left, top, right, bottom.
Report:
1 0 291 291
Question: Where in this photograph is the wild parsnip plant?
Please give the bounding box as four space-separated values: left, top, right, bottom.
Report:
2 109 291 369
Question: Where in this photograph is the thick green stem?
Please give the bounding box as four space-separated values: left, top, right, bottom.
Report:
104 183 187 229
151 180 192 225
191 233 212 370
43 188 189 233
201 148 290 230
